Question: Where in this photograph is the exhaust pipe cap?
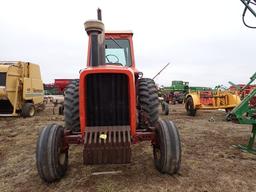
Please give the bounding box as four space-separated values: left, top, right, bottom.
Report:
84 20 104 35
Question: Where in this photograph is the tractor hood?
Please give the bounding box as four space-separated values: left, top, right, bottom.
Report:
79 65 137 137
80 65 136 76
80 65 140 76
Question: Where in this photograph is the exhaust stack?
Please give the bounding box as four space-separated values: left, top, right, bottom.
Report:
84 8 105 66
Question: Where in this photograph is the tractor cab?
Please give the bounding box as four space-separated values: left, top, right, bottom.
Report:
86 28 136 69
104 31 133 67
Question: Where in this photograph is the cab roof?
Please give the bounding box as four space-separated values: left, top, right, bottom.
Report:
105 31 133 35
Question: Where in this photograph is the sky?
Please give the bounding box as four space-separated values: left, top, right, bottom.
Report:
0 0 255 87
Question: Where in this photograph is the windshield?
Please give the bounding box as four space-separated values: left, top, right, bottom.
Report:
105 39 131 66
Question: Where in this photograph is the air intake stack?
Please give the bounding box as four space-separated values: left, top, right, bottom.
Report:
84 8 105 66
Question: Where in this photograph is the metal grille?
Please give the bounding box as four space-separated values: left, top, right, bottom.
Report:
86 73 130 126
0 72 6 86
83 126 131 164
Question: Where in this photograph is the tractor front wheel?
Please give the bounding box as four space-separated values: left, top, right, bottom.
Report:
185 97 197 116
153 119 181 175
36 124 68 182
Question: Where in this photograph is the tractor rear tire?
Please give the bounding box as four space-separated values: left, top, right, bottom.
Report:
64 81 80 132
21 103 35 117
153 119 181 175
138 78 159 129
36 124 68 183
161 101 169 115
185 97 197 116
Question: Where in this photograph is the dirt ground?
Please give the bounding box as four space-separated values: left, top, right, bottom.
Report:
1 104 256 192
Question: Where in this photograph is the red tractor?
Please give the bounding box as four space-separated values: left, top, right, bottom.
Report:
36 10 181 182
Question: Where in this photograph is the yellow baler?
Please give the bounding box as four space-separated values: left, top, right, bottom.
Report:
0 61 44 117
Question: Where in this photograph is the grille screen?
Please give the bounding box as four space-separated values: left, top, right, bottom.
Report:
86 73 130 126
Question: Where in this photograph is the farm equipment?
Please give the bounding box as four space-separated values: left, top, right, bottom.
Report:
159 97 169 115
189 86 212 92
169 81 189 104
0 61 44 117
44 79 77 95
160 81 189 104
227 88 256 154
152 63 171 115
36 9 181 182
185 87 241 116
228 72 256 100
43 83 61 95
240 0 256 28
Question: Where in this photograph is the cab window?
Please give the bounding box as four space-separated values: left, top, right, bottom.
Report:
105 39 131 66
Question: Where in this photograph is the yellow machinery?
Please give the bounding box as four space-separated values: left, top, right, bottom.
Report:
185 88 241 116
0 61 44 117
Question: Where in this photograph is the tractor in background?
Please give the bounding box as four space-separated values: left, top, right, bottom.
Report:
228 72 256 100
170 81 189 104
36 9 181 182
163 81 189 104
44 79 77 95
44 79 78 115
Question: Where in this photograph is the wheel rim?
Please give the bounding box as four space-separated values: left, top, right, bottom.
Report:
154 146 161 162
153 123 161 162
188 102 192 110
186 99 193 112
29 106 35 116
58 147 66 166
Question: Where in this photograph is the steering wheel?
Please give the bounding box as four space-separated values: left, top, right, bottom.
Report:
105 54 119 63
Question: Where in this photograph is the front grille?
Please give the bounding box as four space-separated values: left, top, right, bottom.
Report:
86 73 130 126
0 72 6 86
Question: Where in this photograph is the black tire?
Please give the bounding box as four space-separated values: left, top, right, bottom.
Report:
153 119 181 174
36 124 68 183
185 97 197 116
64 81 80 132
137 78 159 129
161 101 169 115
225 108 233 113
21 103 35 117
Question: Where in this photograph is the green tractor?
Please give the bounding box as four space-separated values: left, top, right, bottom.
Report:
169 80 189 104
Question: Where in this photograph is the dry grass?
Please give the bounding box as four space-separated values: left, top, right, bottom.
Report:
1 104 256 192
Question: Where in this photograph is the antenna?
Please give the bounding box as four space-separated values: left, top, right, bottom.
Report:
152 63 170 80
